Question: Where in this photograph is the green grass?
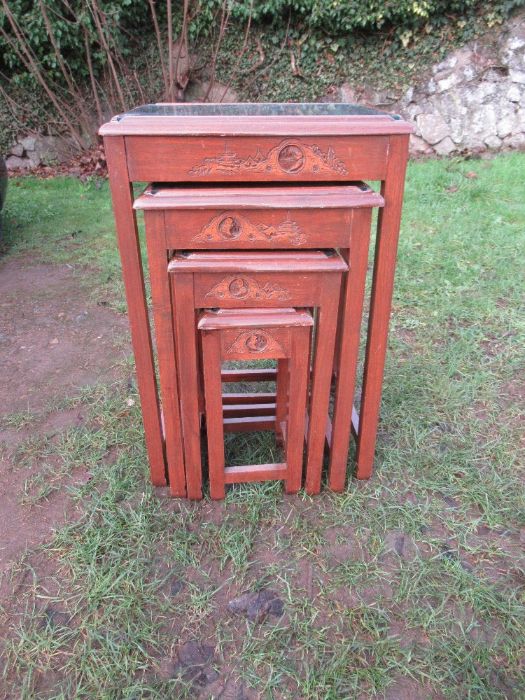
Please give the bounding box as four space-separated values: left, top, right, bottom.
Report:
1 153 524 698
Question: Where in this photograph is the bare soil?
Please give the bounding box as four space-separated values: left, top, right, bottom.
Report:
0 256 129 602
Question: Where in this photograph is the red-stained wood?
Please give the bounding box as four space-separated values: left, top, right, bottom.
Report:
275 359 289 444
304 274 341 495
104 137 166 486
200 308 313 498
135 184 383 209
103 105 411 497
222 392 276 404
201 330 226 499
125 135 389 182
328 208 372 492
169 249 348 274
173 250 345 495
356 134 410 479
223 403 276 418
144 210 186 496
285 326 311 493
224 464 287 484
223 416 276 432
172 272 203 499
100 111 413 138
221 368 277 383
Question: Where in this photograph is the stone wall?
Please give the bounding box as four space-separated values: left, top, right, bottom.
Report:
5 135 75 170
340 11 525 156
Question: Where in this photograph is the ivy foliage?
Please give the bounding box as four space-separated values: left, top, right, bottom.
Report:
0 1 160 85
2 0 524 88
192 0 525 33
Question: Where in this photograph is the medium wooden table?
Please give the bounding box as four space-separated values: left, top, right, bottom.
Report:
100 103 413 490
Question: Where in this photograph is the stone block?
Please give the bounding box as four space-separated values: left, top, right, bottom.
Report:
507 84 522 102
185 80 239 103
20 136 36 151
510 69 525 84
484 134 502 149
9 143 24 157
6 155 31 170
497 113 517 138
434 136 456 156
417 113 450 144
503 132 525 148
33 136 75 165
409 134 432 155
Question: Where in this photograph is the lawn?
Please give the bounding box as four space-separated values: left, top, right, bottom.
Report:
0 153 524 699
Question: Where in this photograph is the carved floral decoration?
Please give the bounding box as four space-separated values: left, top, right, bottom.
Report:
205 275 291 302
192 211 306 246
226 330 284 355
189 139 348 177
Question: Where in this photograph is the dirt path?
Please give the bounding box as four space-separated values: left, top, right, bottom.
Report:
0 256 129 601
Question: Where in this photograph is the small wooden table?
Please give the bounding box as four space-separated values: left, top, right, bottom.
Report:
100 103 412 490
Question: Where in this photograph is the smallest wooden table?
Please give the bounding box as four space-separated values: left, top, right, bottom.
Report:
199 308 313 499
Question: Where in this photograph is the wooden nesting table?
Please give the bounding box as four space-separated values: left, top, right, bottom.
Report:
100 103 412 494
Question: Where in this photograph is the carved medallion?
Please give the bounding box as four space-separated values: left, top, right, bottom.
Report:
188 138 348 177
205 275 291 301
193 211 306 246
278 144 305 173
226 329 284 355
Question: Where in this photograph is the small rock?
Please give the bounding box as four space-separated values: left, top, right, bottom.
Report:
49 338 59 345
9 143 24 157
484 134 502 149
437 73 461 92
20 136 36 151
228 589 284 623
416 113 450 145
503 132 525 148
6 155 31 171
497 113 517 138
510 69 525 84
434 136 456 156
409 134 432 155
507 84 521 102
28 153 42 168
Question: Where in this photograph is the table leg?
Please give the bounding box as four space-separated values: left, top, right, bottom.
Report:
356 135 409 479
104 136 166 486
275 359 289 445
172 273 203 499
201 331 226 500
286 326 310 494
328 209 372 491
145 211 186 496
305 276 342 494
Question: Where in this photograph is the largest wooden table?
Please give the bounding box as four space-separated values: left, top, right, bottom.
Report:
99 103 413 491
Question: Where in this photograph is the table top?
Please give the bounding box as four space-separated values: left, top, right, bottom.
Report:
134 183 384 210
99 102 413 137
